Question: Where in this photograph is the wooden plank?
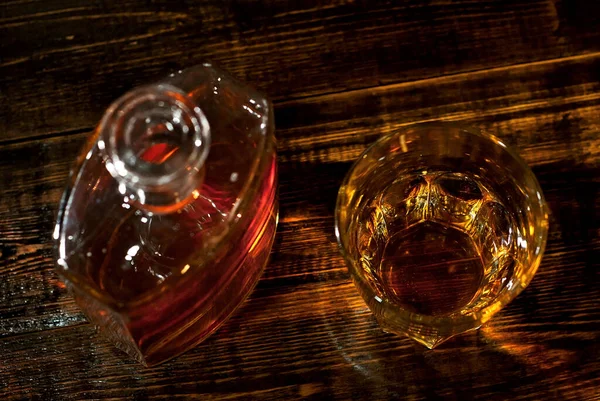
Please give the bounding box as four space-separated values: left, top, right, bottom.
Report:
2 0 600 141
275 51 600 165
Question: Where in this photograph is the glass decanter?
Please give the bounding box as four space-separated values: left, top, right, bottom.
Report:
54 64 278 366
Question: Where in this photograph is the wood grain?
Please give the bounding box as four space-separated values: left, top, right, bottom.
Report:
2 0 600 142
1 0 599 400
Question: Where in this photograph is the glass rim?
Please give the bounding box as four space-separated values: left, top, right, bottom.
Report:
334 121 549 327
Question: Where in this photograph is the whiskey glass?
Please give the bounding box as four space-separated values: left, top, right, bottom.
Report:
335 123 548 348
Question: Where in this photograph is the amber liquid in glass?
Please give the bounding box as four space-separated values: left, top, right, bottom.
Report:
352 171 517 317
68 143 277 364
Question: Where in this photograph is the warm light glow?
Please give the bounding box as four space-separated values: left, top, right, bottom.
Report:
247 211 273 254
482 325 574 370
155 147 179 164
399 134 408 152
192 190 200 200
181 264 191 274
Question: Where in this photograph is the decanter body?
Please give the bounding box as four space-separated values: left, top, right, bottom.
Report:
54 64 277 366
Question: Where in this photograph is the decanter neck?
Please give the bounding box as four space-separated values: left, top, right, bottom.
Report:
98 84 210 213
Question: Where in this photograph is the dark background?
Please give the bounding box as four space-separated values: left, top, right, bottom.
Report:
1 1 599 400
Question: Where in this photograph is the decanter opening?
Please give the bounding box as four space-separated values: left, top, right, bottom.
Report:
98 84 211 213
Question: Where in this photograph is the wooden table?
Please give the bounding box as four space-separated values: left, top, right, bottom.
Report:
1 1 599 400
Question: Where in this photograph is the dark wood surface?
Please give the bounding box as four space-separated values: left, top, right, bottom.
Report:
1 1 599 400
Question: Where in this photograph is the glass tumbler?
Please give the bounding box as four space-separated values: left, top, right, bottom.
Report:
335 123 548 348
